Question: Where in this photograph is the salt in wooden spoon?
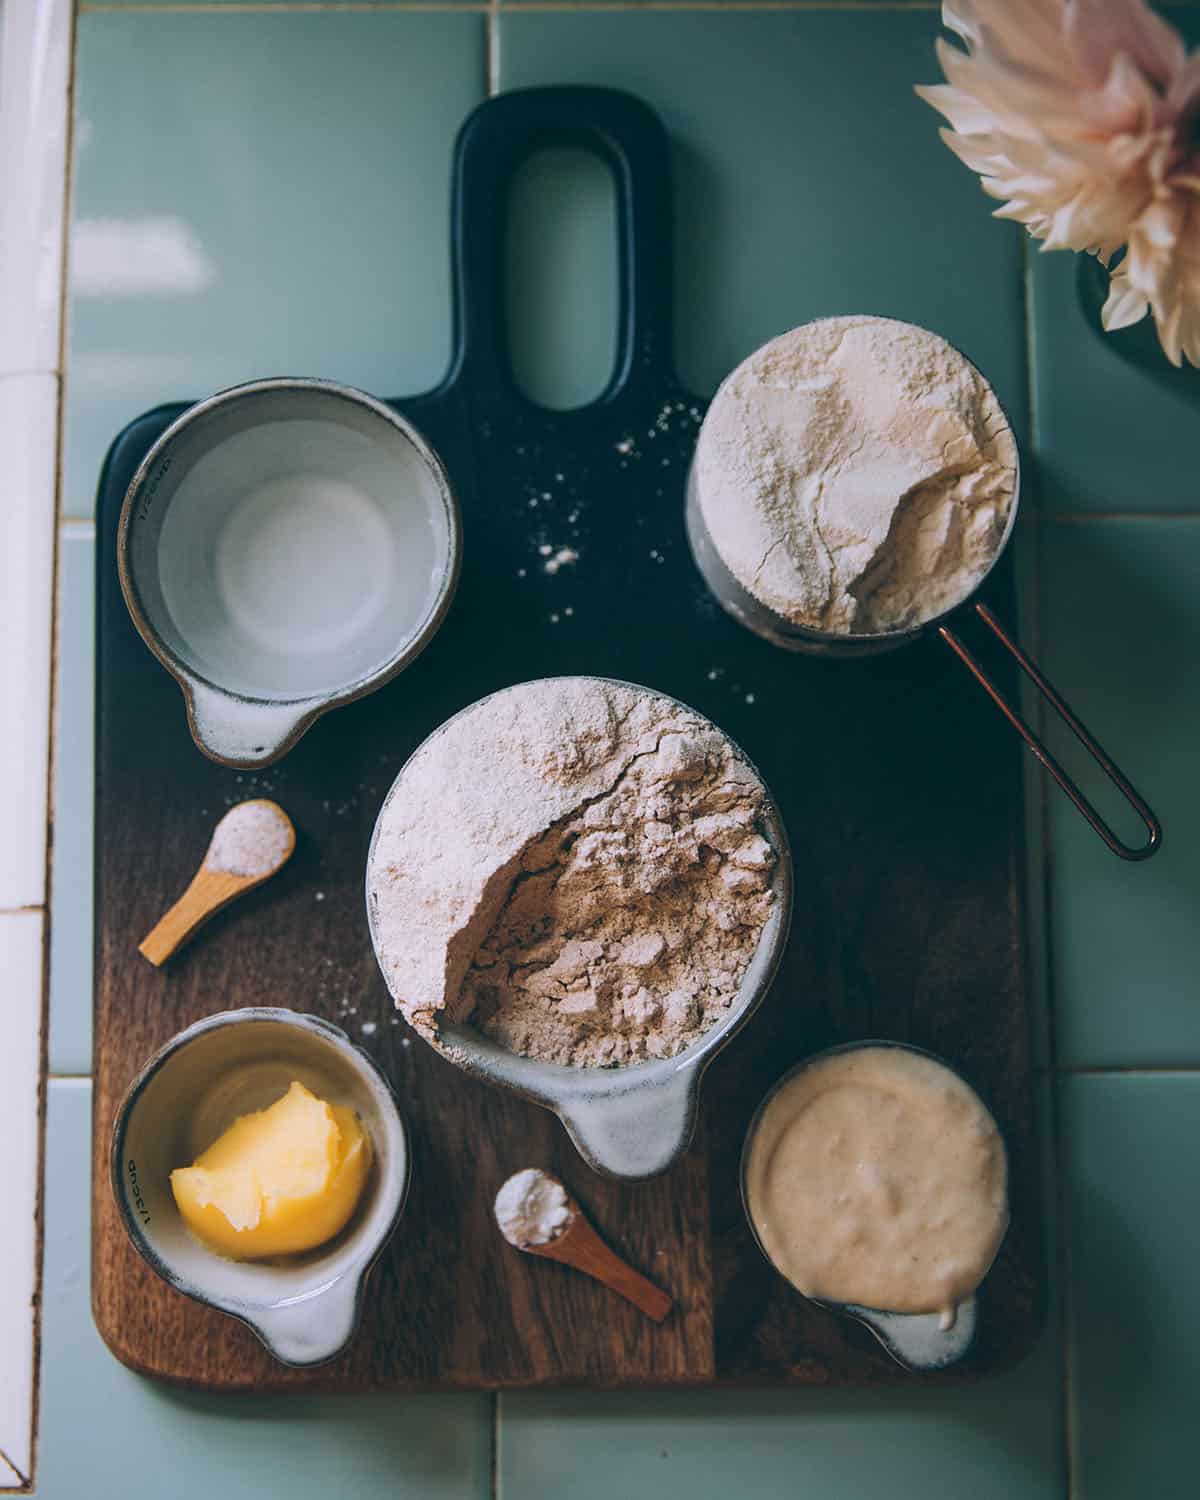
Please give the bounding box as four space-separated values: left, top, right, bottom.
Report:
494 1168 672 1322
138 799 296 966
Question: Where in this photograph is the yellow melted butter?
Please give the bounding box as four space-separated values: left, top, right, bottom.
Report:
170 1080 371 1260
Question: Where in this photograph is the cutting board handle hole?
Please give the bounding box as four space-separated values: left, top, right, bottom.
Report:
448 86 677 399
506 147 619 412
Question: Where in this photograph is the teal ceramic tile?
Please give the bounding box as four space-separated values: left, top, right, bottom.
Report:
1061 1072 1200 1500
493 0 973 8
1028 9 1200 514
1030 249 1200 513
37 1080 491 1498
48 530 94 1076
1041 518 1200 1065
108 0 471 6
495 10 1027 426
507 146 618 409
499 1335 1062 1499
1034 1074 1063 1303
1011 507 1052 1068
66 10 487 517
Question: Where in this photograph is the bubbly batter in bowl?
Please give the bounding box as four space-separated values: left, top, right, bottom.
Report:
742 1045 1008 1325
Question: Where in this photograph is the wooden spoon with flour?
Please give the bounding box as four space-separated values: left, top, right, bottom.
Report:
138 799 296 966
494 1168 673 1323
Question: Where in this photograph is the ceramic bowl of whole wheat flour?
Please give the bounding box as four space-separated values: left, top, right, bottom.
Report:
365 676 792 1180
684 316 1160 862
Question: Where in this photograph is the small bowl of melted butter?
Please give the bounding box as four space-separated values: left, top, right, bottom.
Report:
741 1041 1008 1371
111 1007 410 1367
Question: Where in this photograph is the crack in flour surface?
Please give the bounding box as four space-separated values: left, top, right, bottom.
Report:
368 678 776 1067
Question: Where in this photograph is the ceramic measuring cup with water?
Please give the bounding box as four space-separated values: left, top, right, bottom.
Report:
685 322 1161 862
119 378 461 768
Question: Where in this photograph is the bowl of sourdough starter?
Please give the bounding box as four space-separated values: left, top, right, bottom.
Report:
741 1042 1009 1370
365 676 792 1180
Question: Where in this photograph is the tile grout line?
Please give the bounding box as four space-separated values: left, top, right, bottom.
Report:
0 1449 30 1492
488 0 500 92
1044 796 1074 1500
1033 1062 1200 1075
490 1391 500 1500
1054 1064 1200 1075
80 3 493 10
25 912 49 1500
1056 1064 1079 1500
1046 510 1200 522
31 8 83 1489
1023 228 1074 1500
60 518 96 538
78 1 948 13
1023 232 1041 492
491 1 941 6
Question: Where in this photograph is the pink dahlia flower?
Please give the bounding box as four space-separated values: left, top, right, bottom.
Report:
918 0 1200 366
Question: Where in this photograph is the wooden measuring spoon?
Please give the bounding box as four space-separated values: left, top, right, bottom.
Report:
138 799 296 966
495 1170 672 1323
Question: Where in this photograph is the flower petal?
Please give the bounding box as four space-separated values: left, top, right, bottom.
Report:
1153 300 1184 365
1066 0 1185 91
926 0 1200 349
1100 270 1150 329
949 0 1078 78
915 82 1001 135
1167 51 1200 118
1081 52 1162 134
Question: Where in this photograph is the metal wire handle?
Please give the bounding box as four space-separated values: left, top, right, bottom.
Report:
938 602 1162 862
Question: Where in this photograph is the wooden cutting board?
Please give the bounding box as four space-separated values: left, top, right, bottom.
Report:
91 87 1042 1391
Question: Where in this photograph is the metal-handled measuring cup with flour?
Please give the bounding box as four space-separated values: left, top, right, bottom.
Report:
365 676 793 1180
118 379 461 768
685 316 1160 861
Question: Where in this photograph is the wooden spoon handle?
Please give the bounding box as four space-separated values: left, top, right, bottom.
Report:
554 1219 673 1323
138 869 247 966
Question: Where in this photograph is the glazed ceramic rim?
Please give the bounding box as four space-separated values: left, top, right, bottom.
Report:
687 315 1023 651
738 1038 1009 1324
364 675 793 1139
109 1006 411 1363
117 377 464 767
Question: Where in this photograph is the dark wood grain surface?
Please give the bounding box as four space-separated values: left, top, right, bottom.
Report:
91 87 1042 1391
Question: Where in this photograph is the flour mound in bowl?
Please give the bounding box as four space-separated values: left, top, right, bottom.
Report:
692 316 1018 635
366 677 777 1067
